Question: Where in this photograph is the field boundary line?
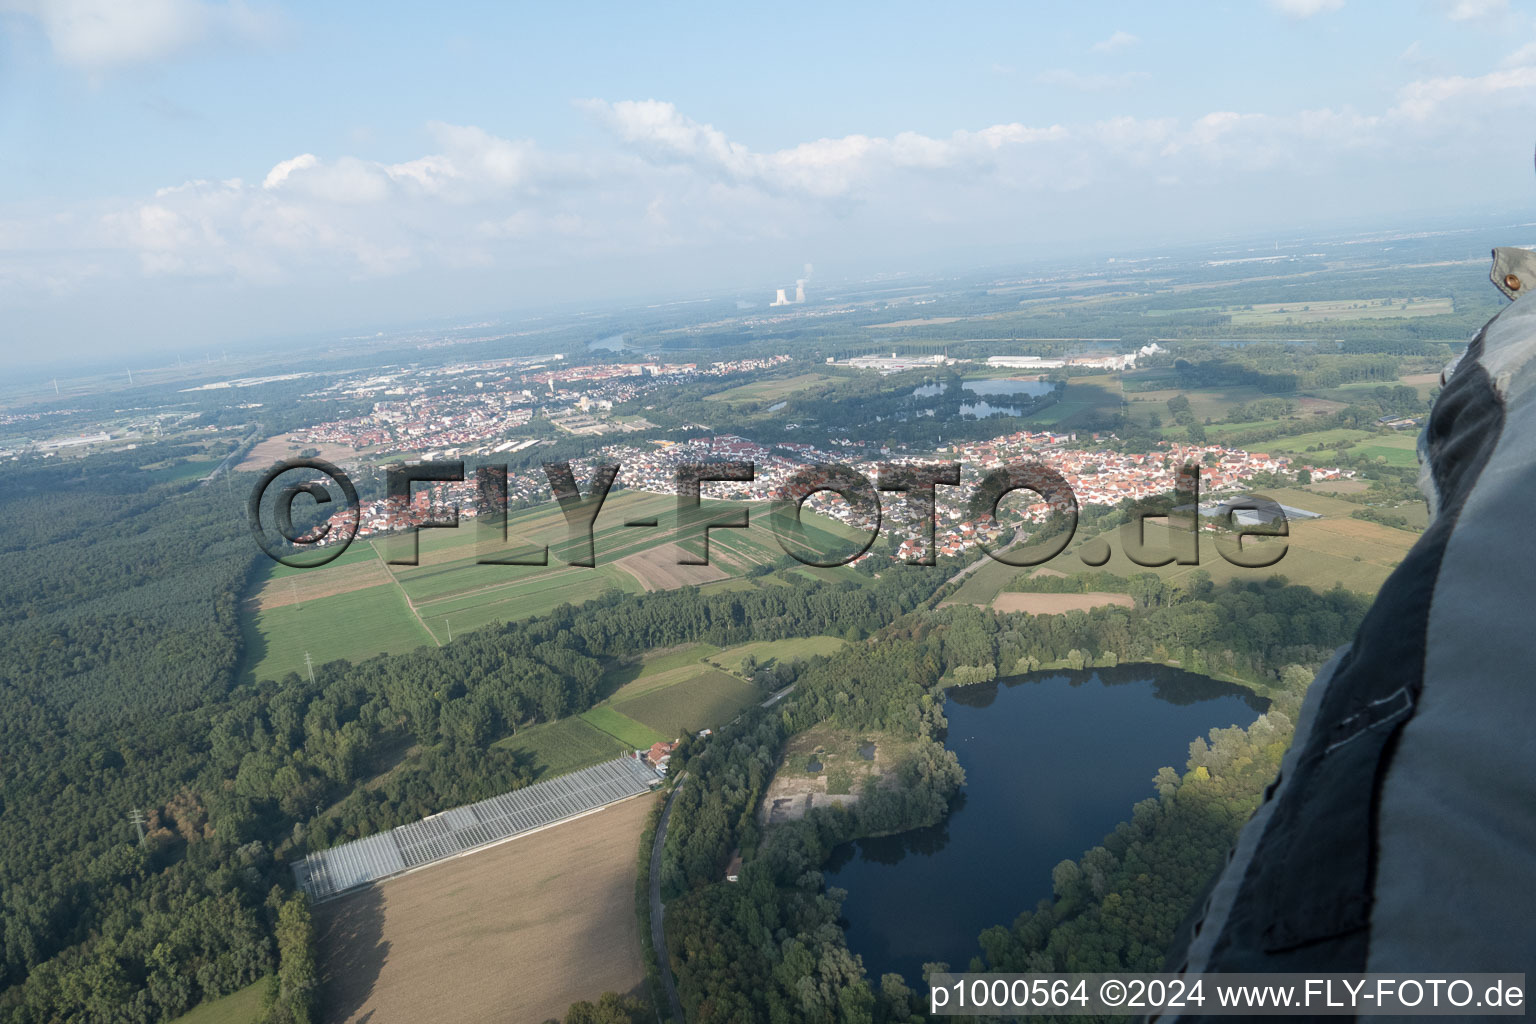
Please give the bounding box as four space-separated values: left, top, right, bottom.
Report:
370 540 443 647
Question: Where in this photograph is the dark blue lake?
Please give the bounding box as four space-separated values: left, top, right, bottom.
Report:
823 666 1265 984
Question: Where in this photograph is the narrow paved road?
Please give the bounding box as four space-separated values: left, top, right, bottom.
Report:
650 774 686 1023
935 525 1028 597
761 683 795 707
199 430 259 486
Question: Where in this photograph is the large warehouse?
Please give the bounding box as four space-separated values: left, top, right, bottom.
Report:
293 756 660 902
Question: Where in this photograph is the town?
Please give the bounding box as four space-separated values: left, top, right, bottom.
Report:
293 425 1348 567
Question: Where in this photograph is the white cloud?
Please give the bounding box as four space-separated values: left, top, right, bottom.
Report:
262 154 316 190
1091 30 1139 53
257 126 558 208
0 0 274 70
4 65 1535 313
1444 0 1508 21
1500 39 1536 67
578 99 867 196
579 98 1077 197
1269 0 1344 18
1391 64 1536 120
421 121 545 192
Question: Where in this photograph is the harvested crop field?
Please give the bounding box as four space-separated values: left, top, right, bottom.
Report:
316 791 658 1024
615 543 729 591
991 592 1134 615
235 434 364 472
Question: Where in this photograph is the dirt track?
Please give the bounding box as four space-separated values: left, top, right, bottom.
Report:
316 792 658 1024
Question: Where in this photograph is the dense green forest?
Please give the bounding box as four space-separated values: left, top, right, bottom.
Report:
549 992 652 1024
0 451 274 1023
0 439 952 1021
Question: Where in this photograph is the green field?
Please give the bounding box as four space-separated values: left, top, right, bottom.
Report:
1383 501 1431 529
390 490 860 620
1264 429 1419 467
417 564 642 641
243 582 433 684
1257 427 1378 452
139 457 223 487
241 489 868 682
1257 487 1364 517
167 980 268 1024
1224 296 1453 324
704 372 841 403
605 645 750 706
579 705 666 748
1122 382 1275 427
1349 443 1418 467
492 717 628 780
600 642 723 696
710 636 846 675
1118 368 1440 444
1202 418 1292 444
946 510 1418 605
1022 376 1123 427
946 548 1032 606
568 638 773 741
612 669 760 737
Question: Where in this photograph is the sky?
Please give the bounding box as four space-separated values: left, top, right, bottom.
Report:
4 0 1536 366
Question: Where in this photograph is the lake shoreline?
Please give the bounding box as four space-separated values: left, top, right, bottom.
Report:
822 664 1264 985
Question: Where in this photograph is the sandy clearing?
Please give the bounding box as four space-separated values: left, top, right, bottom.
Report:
990 592 1134 615
317 791 658 1024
